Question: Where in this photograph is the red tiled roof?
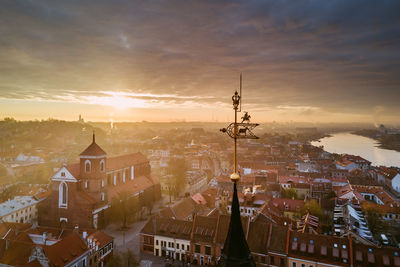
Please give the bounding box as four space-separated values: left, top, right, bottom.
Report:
87 231 113 248
271 198 306 212
80 141 106 156
0 240 33 266
44 233 88 266
107 175 154 201
106 153 148 171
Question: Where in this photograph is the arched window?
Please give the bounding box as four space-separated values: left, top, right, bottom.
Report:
59 182 68 208
85 160 91 173
100 160 105 172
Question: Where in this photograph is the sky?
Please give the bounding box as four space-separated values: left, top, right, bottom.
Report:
0 0 399 124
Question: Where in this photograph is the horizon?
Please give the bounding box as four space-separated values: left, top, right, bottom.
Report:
1 1 400 124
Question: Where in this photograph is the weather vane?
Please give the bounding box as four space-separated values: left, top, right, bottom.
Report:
218 73 257 266
220 73 259 182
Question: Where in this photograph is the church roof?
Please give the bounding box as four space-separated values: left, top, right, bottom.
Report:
106 152 147 170
80 134 106 157
218 182 255 266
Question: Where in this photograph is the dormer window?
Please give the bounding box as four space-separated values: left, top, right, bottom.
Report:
61 172 66 177
85 160 91 173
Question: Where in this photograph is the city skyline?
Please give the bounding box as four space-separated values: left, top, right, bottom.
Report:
1 1 400 123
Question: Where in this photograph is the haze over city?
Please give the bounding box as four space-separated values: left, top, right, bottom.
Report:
1 0 400 123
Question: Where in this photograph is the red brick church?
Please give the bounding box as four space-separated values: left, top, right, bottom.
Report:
39 134 161 229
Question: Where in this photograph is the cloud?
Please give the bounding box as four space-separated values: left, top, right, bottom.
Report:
0 0 399 122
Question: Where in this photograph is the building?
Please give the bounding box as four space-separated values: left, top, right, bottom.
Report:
39 134 161 229
0 222 113 267
0 196 40 224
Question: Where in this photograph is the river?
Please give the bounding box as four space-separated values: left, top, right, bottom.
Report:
311 132 400 168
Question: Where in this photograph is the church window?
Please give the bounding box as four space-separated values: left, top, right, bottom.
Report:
85 160 91 173
100 160 105 172
59 182 68 208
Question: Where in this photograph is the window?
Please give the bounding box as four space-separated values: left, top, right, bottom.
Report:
187 245 189 251
280 258 285 267
100 160 105 172
156 240 159 246
85 160 91 173
195 244 201 253
113 175 116 185
101 179 104 187
131 166 134 180
270 256 274 265
301 264 305 267
181 244 184 250
292 263 297 267
84 180 88 188
61 172 65 177
82 258 86 267
205 246 211 255
59 182 68 208
101 192 105 201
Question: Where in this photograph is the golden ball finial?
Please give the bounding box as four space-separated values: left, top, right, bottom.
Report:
230 172 240 182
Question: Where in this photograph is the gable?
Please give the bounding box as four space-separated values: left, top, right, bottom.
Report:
51 166 77 182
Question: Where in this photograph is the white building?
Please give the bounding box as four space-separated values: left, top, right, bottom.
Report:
391 173 400 193
0 196 39 223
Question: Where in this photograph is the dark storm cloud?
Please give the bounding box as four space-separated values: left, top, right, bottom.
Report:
0 0 400 118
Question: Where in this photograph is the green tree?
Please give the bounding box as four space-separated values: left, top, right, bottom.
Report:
299 199 322 218
108 191 138 229
281 188 298 199
166 158 187 200
363 202 389 235
325 190 337 199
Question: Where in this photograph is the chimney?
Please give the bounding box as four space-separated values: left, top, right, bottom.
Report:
73 225 79 233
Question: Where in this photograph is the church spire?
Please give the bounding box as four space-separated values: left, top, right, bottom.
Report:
218 74 258 266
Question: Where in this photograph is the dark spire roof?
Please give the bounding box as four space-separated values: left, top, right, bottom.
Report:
218 182 256 267
80 133 107 156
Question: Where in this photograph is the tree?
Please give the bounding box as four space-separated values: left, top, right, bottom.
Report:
166 158 187 200
325 190 337 199
299 199 322 218
363 202 389 235
108 191 138 229
281 188 298 199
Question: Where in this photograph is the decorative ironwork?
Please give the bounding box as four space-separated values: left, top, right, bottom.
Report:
219 73 259 181
217 74 257 267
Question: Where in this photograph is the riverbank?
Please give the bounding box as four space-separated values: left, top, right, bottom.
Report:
311 132 400 168
352 129 400 152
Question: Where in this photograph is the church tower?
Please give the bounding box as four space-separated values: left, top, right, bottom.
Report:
79 133 107 202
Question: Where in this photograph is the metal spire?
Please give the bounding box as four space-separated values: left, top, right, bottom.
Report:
218 74 258 266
